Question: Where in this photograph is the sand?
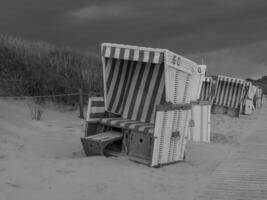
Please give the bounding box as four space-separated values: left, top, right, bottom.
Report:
0 98 266 200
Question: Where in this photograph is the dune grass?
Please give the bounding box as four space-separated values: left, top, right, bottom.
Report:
0 34 103 102
247 76 267 95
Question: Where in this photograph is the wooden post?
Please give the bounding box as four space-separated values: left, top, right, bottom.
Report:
261 94 263 108
78 88 84 119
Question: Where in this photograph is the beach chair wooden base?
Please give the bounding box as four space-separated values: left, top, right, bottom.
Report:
81 131 123 156
211 105 240 117
128 131 154 165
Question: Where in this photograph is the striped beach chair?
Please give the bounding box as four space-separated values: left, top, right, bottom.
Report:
213 75 247 117
199 77 216 102
242 82 257 115
81 43 206 167
255 86 263 109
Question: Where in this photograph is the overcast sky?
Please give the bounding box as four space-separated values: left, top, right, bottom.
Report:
1 0 267 78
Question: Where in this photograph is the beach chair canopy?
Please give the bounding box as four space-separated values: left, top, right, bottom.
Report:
101 43 205 123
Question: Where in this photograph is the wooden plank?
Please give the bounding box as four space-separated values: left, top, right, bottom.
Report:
197 143 267 200
86 131 123 141
156 103 191 111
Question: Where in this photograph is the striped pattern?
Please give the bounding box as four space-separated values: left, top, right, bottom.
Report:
151 109 190 166
99 43 205 167
256 87 263 99
255 87 263 109
199 77 214 101
102 43 164 64
214 76 246 109
86 97 105 121
99 118 154 134
104 58 165 123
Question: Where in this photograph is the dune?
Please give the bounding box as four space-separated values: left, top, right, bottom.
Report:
0 98 266 200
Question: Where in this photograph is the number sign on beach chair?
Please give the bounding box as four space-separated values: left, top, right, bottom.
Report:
81 43 206 167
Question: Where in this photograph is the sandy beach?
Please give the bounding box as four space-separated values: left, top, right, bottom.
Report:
0 98 266 200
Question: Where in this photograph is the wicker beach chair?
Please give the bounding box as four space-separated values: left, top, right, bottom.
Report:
81 43 205 167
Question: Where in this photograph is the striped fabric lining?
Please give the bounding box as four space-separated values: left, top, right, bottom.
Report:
255 87 262 109
199 77 213 101
104 57 165 123
86 97 105 120
102 44 164 64
256 87 262 98
214 76 246 108
99 118 154 134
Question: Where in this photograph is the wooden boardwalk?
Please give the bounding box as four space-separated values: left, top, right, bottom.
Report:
197 132 267 200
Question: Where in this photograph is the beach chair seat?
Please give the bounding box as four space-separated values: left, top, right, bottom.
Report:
99 118 154 134
81 131 123 156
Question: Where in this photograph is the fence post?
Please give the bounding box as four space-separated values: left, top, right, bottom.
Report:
261 94 263 108
78 88 84 119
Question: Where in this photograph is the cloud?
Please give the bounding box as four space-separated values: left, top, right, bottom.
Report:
187 40 267 78
61 0 267 55
68 4 136 21
0 0 267 79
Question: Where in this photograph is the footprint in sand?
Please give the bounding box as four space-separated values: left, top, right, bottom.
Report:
0 155 7 159
0 168 6 172
0 139 8 144
56 169 75 174
64 125 73 129
95 182 108 194
16 144 24 150
153 182 177 192
5 182 23 189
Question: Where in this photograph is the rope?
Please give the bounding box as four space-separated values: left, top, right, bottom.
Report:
0 93 79 98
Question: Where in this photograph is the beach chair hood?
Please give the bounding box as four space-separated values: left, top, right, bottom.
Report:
101 43 205 124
